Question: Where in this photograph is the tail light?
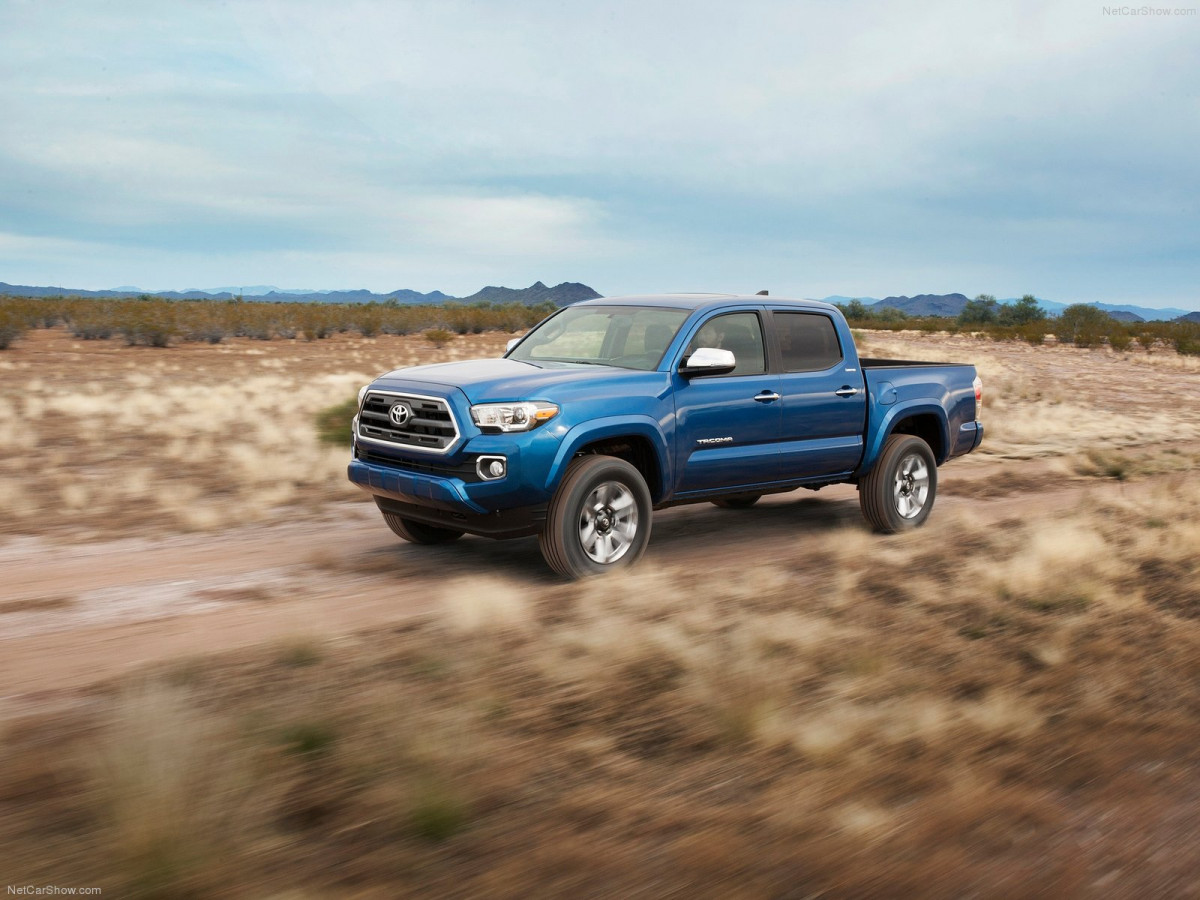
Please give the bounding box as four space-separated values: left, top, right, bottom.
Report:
973 376 983 423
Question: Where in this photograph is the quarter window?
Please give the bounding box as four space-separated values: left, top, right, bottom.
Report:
774 312 843 372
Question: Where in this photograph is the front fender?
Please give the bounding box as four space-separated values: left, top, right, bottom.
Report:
860 401 950 474
546 415 673 502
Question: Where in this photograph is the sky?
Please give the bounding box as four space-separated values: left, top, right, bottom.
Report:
1 0 1198 308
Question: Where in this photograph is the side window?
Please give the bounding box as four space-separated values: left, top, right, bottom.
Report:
686 312 766 375
774 312 843 372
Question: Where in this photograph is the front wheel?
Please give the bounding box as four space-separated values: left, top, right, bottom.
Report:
859 435 937 533
539 455 653 579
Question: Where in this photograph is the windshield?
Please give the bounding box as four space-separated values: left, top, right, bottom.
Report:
508 305 690 371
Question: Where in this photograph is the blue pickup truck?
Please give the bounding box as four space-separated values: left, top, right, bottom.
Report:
348 294 983 578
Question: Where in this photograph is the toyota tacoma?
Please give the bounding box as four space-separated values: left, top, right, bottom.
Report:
348 294 983 578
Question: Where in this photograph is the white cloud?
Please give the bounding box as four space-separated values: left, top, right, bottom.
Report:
0 0 1197 305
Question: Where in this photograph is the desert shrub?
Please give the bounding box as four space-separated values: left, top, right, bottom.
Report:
315 397 359 446
279 721 336 757
120 298 176 347
296 303 333 341
1134 330 1158 352
984 325 1017 343
409 778 470 841
424 328 455 349
999 294 1047 326
69 299 117 339
1173 322 1200 356
959 295 1000 326
1018 322 1047 345
836 299 871 321
917 317 943 334
1055 304 1114 348
1108 327 1133 352
354 304 384 338
177 301 228 344
0 305 27 349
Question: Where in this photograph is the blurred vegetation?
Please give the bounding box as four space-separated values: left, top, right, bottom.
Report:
0 293 1196 355
834 295 1200 355
315 397 360 446
0 295 559 350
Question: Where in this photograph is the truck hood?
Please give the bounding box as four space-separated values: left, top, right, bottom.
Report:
379 358 653 404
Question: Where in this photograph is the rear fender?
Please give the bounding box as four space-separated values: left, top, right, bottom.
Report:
860 402 950 474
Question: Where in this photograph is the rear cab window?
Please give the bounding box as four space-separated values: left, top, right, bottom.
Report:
773 311 843 372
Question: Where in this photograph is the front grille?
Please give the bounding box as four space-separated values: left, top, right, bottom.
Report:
357 391 459 453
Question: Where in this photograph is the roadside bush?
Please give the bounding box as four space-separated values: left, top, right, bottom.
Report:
1174 322 1200 356
315 397 359 446
1017 322 1048 345
1055 304 1114 348
297 304 334 341
178 301 229 344
120 298 176 347
354 305 384 338
1108 328 1133 352
424 328 455 349
69 300 117 340
958 295 1000 326
0 306 26 349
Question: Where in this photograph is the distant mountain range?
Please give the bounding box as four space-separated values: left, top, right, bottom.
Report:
0 280 1194 320
818 294 1195 323
0 280 599 307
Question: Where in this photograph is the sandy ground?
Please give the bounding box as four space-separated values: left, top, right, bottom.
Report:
0 458 1111 721
0 327 1195 718
3 326 1200 897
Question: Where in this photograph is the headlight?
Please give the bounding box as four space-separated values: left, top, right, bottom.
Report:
357 385 369 407
471 401 559 433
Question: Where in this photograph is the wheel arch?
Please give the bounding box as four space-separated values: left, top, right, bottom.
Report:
861 403 950 474
548 417 670 503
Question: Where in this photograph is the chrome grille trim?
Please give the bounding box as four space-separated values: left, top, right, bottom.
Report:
356 390 460 454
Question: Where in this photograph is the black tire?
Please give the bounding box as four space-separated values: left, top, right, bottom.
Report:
859 434 937 533
381 512 464 545
711 494 761 509
539 455 653 579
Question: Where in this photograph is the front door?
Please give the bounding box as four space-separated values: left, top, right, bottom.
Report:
672 310 782 494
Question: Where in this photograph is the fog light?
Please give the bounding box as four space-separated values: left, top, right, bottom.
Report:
476 455 507 481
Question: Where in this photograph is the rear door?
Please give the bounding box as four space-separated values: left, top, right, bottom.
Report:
771 310 867 478
671 309 783 494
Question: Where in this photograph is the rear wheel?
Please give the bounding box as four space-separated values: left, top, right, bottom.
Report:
859 434 937 533
711 494 761 509
381 512 464 544
539 455 653 579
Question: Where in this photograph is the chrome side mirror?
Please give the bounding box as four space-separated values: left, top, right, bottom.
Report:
505 337 522 353
679 346 736 377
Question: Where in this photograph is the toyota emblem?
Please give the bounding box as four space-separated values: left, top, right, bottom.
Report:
388 402 412 426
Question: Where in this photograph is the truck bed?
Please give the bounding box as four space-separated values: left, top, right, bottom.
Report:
860 358 975 368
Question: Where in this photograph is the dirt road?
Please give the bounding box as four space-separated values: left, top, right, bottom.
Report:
0 457 1087 721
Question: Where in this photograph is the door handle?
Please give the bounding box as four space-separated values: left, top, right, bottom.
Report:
834 386 860 397
754 391 781 403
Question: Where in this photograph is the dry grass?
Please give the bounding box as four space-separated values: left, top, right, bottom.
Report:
3 325 1200 896
0 328 511 538
3 476 1200 896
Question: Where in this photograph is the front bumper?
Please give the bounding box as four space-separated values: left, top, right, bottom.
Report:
348 457 489 514
347 423 563 538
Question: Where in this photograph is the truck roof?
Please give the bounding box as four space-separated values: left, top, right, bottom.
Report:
574 294 841 313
